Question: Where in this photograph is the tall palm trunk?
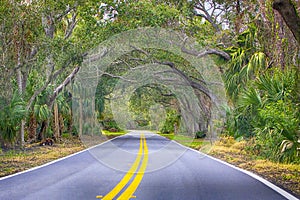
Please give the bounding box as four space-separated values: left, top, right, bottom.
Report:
17 63 25 147
53 102 60 140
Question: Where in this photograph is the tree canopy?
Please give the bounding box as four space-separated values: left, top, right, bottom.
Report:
0 0 299 163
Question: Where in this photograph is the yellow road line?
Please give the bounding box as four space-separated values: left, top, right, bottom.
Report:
117 135 148 200
101 135 144 200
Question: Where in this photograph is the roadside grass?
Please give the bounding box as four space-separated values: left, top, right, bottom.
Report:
158 133 174 140
157 132 212 153
209 136 300 198
158 133 300 197
174 135 211 151
101 130 128 137
0 138 85 178
0 130 128 178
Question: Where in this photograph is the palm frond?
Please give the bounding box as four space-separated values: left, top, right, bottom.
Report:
238 87 262 110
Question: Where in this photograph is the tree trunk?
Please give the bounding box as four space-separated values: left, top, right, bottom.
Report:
17 67 25 146
272 0 300 44
28 113 37 142
235 0 242 33
67 108 73 135
53 102 60 140
38 121 47 141
274 12 287 69
79 98 83 137
59 114 64 136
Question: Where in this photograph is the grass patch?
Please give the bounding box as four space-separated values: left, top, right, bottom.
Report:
158 133 174 140
157 132 213 153
157 133 194 141
101 130 128 137
173 134 192 141
171 134 212 151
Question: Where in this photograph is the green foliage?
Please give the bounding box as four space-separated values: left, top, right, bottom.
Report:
256 69 296 103
81 0 183 43
221 1 300 161
101 119 122 132
224 68 299 163
194 131 207 139
254 99 299 163
224 106 254 139
159 109 180 134
34 104 51 122
238 87 262 111
223 18 299 164
224 24 267 103
95 75 120 119
0 0 298 166
55 94 71 117
0 92 27 143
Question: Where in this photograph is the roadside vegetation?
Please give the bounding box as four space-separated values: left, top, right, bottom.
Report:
0 137 84 178
102 130 129 137
207 136 300 198
161 133 300 198
158 133 211 150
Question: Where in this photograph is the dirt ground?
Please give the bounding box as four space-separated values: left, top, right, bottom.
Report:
0 135 117 177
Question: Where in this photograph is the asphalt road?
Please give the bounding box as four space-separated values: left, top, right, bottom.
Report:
0 131 297 200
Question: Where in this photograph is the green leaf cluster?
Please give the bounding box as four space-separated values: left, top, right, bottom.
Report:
0 92 26 143
224 68 299 163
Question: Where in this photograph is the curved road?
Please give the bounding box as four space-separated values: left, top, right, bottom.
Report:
0 131 298 200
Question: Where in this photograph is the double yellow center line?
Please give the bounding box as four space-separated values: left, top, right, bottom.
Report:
97 134 148 200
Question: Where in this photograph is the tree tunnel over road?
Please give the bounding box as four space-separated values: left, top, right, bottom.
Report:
72 27 227 142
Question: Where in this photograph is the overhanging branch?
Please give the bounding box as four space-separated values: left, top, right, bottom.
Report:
48 66 80 108
155 61 212 99
181 37 230 60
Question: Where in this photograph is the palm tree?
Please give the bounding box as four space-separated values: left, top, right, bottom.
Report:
223 24 267 103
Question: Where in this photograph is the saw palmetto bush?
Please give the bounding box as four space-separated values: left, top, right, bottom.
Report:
253 69 299 163
226 68 299 163
0 92 27 144
223 22 299 163
255 99 299 163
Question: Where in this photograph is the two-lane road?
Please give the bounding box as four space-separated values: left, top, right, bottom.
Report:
0 131 298 199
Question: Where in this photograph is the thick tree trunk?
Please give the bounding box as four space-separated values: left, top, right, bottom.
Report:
38 121 47 140
272 0 300 44
28 113 37 142
235 0 242 33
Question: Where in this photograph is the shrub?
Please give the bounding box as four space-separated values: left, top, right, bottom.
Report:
223 68 299 164
0 92 26 143
254 100 299 163
101 119 122 132
195 131 207 139
159 109 180 134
